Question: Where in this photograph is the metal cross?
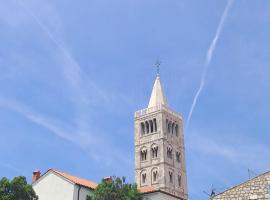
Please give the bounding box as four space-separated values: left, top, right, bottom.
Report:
155 60 161 75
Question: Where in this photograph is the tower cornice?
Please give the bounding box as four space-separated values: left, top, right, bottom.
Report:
135 104 182 120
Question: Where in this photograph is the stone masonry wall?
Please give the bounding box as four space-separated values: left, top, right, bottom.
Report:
213 172 270 200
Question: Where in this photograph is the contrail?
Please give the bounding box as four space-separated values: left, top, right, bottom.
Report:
187 0 234 127
16 0 108 102
17 0 64 52
0 162 22 174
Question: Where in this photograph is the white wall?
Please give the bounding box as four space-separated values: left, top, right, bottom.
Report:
73 185 93 200
33 172 75 200
143 192 180 200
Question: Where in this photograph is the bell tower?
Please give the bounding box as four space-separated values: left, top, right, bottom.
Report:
134 72 188 199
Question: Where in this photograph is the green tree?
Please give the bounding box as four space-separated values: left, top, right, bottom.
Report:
0 176 38 200
87 177 143 200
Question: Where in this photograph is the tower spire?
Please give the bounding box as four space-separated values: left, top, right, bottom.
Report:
148 61 168 108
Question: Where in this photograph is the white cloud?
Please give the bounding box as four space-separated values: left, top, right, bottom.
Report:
0 162 22 174
15 0 109 105
0 1 134 172
187 130 270 170
0 98 131 167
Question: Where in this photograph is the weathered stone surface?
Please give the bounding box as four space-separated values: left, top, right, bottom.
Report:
135 76 188 200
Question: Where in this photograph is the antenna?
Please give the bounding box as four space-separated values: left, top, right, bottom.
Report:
203 185 216 199
248 169 257 180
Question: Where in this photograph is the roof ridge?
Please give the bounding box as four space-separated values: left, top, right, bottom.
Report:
214 170 270 197
51 169 98 189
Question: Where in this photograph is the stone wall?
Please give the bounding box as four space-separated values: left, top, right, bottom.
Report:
213 172 270 200
134 107 188 200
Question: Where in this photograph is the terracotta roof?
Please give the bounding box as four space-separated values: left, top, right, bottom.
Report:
139 186 157 194
51 169 98 190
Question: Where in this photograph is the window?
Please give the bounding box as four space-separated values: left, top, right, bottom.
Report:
176 152 181 162
175 125 179 137
152 170 158 183
167 147 172 159
169 171 173 183
141 122 145 135
151 145 158 158
172 123 175 134
168 122 172 133
142 173 147 184
145 121 149 134
140 149 147 161
178 175 181 187
153 118 157 132
149 120 153 133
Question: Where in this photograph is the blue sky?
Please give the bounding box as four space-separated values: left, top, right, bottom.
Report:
1 0 270 199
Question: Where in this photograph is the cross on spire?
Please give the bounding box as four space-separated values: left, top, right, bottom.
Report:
155 60 161 76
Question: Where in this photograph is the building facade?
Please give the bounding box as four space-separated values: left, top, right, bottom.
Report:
212 171 270 200
134 74 188 200
32 169 97 200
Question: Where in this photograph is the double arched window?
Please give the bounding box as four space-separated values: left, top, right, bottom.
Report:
151 144 158 159
140 147 147 161
152 168 158 184
167 146 173 159
141 171 147 185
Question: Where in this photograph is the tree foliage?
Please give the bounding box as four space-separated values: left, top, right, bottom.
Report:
0 176 38 200
87 177 143 200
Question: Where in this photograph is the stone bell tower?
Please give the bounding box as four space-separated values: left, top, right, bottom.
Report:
134 72 188 200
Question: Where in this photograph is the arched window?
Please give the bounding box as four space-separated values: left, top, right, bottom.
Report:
175 124 179 137
167 147 172 159
169 171 173 183
166 119 169 132
168 122 172 133
151 144 158 159
153 118 157 132
149 120 154 133
140 148 147 161
152 169 158 183
178 175 181 187
176 152 181 162
145 121 149 134
141 171 147 185
172 123 175 134
141 122 145 135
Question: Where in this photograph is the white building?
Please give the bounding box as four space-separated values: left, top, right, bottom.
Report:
32 169 97 200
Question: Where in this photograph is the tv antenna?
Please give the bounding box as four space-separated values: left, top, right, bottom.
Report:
248 168 257 180
203 185 216 199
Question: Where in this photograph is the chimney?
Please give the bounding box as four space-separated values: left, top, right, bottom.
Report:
102 176 113 182
32 170 41 183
